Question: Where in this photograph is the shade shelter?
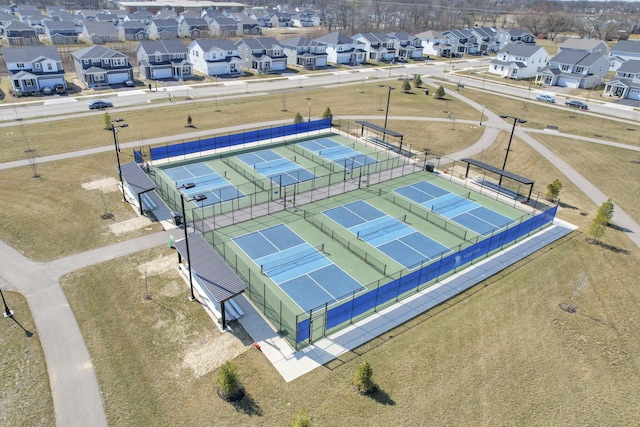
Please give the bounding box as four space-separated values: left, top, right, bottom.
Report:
120 162 156 215
460 158 535 201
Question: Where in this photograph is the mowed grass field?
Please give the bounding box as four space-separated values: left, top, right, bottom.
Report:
3 80 640 425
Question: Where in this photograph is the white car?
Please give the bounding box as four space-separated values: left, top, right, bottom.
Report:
536 94 556 103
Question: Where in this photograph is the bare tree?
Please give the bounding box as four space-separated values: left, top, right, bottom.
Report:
546 13 573 41
562 275 589 313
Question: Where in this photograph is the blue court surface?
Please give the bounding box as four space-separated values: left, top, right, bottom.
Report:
299 137 378 169
323 200 450 269
233 224 364 312
237 149 316 186
164 162 244 206
394 180 516 236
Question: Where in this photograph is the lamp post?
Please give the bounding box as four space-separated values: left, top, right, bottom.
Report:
111 118 129 202
379 85 395 142
0 287 13 318
178 182 207 302
498 115 527 186
308 100 311 124
479 106 485 126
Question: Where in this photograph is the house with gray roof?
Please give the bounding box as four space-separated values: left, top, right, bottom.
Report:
603 59 640 99
489 44 549 79
235 37 287 73
352 32 395 63
416 30 452 58
558 38 609 56
280 36 327 69
188 38 242 76
494 28 536 49
388 31 424 59
208 16 238 37
137 39 192 80
443 28 478 56
535 49 610 88
608 40 640 71
178 17 209 38
314 32 366 65
44 20 79 44
148 18 179 39
4 21 38 45
0 11 18 35
72 45 133 88
118 21 149 41
82 20 119 43
3 46 66 95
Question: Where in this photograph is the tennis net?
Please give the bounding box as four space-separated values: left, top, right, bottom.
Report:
260 243 325 277
431 192 471 214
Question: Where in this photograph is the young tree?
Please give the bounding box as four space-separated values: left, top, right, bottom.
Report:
546 179 563 201
434 85 446 99
402 80 412 92
103 112 112 130
354 360 375 394
414 74 423 88
322 107 333 120
588 211 607 244
598 199 615 225
294 112 303 124
289 408 312 427
565 274 588 312
187 114 193 127
217 361 243 401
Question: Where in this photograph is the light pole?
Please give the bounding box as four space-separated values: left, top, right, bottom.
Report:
498 115 527 186
178 182 207 302
111 118 129 202
379 85 395 142
479 106 485 126
0 287 13 318
308 100 311 124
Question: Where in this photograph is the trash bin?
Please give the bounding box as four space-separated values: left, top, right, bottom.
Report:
171 212 182 226
424 89 429 96
425 162 435 172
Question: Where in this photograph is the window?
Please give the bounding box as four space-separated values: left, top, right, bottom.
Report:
575 66 584 74
17 63 24 68
561 64 570 71
47 63 53 71
112 58 125 66
94 74 104 81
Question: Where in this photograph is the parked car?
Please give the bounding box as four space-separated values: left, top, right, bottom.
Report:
41 86 53 95
124 80 135 87
565 99 589 110
54 83 66 94
536 94 556 103
88 100 113 110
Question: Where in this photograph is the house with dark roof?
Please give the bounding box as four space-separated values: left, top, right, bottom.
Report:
188 38 242 76
443 29 478 56
603 59 640 99
3 46 66 95
314 32 366 65
4 21 38 45
352 32 395 63
558 38 609 56
118 21 149 41
179 17 209 38
388 31 424 59
494 29 536 49
72 45 133 87
235 37 287 73
82 21 119 43
535 49 610 88
608 40 640 71
489 44 549 79
280 36 327 69
416 30 452 58
137 39 192 80
148 18 179 39
44 20 79 44
469 27 498 53
0 10 18 34
208 16 238 37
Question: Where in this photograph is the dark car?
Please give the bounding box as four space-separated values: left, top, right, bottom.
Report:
88 100 113 110
565 99 589 110
54 83 66 94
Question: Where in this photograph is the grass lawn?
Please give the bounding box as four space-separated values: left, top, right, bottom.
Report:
0 291 54 427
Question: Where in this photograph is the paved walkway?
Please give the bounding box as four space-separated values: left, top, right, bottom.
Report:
1 79 639 425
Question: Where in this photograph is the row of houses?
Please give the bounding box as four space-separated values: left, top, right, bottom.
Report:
0 4 321 45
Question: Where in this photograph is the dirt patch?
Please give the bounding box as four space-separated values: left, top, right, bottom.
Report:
109 216 152 236
183 330 251 378
137 254 175 277
81 177 119 193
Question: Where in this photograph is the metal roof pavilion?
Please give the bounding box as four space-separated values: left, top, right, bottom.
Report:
121 162 156 215
460 158 535 200
355 120 404 138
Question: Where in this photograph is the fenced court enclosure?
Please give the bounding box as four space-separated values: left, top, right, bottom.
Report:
132 120 561 350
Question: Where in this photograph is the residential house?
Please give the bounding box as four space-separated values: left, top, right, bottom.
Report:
314 32 366 65
19 12 50 34
237 17 262 35
78 10 99 21
125 10 154 25
155 10 178 21
179 17 209 38
245 9 271 27
72 45 133 87
118 21 149 41
352 32 395 63
94 12 119 25
0 11 18 35
208 16 238 37
603 59 640 99
608 40 640 71
235 37 287 73
291 10 318 27
443 29 478 56
489 44 549 79
416 30 453 58
82 21 119 44
137 39 192 80
148 19 179 39
494 29 536 50
44 20 79 44
3 46 66 95
188 38 242 76
4 21 38 46
535 50 610 88
558 38 609 56
269 10 292 27
280 36 328 69
178 10 201 22
469 27 498 53
388 31 424 59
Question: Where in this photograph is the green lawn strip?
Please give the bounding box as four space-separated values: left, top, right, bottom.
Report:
0 291 54 427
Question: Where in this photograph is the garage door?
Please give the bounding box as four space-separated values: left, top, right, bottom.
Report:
108 71 130 84
152 68 173 79
558 76 579 88
628 89 640 100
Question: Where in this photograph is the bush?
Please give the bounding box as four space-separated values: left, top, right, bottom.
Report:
414 74 422 88
294 112 303 124
402 80 412 92
545 179 563 201
435 85 446 99
322 107 333 120
103 112 112 130
289 407 312 427
354 361 375 394
216 362 243 401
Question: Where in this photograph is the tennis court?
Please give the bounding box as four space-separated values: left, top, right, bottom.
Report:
237 149 316 186
299 137 378 168
164 162 244 206
395 180 516 235
323 200 451 269
233 224 364 312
